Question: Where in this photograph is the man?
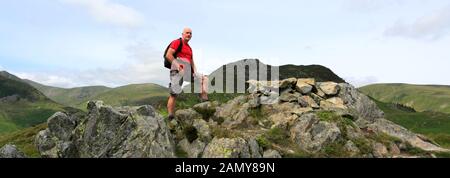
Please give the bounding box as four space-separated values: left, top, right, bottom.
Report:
166 27 208 120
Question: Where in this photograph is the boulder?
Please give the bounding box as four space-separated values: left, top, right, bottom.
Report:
202 137 252 158
36 101 176 158
0 144 27 158
263 149 282 158
320 97 347 109
297 78 316 86
318 82 340 96
295 82 313 94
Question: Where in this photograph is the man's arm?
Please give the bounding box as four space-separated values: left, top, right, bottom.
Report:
166 48 176 63
166 48 180 70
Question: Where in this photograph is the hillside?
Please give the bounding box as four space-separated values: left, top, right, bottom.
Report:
206 59 345 93
370 98 450 149
25 79 111 107
0 71 69 133
76 83 169 110
360 84 450 114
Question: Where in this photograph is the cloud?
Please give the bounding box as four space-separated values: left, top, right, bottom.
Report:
15 41 168 88
384 5 450 40
0 65 4 71
61 0 144 28
344 76 379 88
15 72 77 88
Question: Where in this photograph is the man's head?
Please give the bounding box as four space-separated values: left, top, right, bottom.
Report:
182 27 192 42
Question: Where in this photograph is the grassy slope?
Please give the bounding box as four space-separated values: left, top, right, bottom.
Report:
25 79 112 107
0 123 47 157
360 84 450 114
371 98 450 149
76 83 170 110
0 73 67 134
0 100 66 133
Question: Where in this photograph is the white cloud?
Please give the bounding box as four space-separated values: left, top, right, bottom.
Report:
14 41 169 88
344 76 379 88
15 72 77 88
384 5 450 40
0 65 4 71
61 0 144 28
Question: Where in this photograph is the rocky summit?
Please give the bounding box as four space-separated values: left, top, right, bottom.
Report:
31 78 448 158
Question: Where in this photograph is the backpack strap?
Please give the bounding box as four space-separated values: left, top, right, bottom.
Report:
173 38 183 58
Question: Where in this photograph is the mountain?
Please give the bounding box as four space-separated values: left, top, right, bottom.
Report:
24 79 111 107
24 79 169 110
359 83 450 114
207 59 345 92
278 64 345 83
77 83 169 109
0 71 70 133
25 77 447 158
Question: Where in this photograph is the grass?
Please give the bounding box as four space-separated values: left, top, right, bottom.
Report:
76 83 169 110
360 84 450 114
372 99 450 149
0 100 66 134
0 123 47 158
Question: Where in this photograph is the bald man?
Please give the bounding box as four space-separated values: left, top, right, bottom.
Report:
166 28 209 120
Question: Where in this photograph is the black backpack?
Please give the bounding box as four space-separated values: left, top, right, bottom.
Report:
163 38 183 69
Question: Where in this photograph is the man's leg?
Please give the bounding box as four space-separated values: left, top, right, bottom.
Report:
167 69 183 120
200 75 208 100
167 95 176 119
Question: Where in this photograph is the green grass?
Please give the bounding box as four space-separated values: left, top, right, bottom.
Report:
0 100 66 134
26 79 112 107
360 84 450 114
76 83 169 110
371 98 450 149
0 123 47 157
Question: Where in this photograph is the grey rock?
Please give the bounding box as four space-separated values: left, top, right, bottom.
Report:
0 144 27 158
263 149 282 158
47 112 77 141
279 78 297 89
295 81 313 94
178 138 206 158
175 108 202 126
338 83 384 122
248 138 263 158
344 140 360 156
368 118 448 152
202 137 251 158
372 143 388 158
279 92 300 102
290 113 342 152
193 119 212 142
36 101 176 158
300 96 319 109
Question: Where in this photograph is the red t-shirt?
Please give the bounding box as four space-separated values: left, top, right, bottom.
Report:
169 39 193 64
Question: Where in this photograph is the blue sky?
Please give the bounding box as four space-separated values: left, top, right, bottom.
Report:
1 0 450 88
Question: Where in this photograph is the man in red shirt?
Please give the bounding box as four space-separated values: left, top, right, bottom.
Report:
166 27 209 120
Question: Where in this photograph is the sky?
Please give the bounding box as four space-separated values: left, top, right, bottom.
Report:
1 0 450 88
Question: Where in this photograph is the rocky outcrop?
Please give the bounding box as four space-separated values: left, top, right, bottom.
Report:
35 101 175 158
0 144 27 158
35 77 448 158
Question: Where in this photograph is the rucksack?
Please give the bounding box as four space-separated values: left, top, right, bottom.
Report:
163 38 183 69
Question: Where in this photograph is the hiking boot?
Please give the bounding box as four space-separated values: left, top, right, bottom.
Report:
167 115 178 131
